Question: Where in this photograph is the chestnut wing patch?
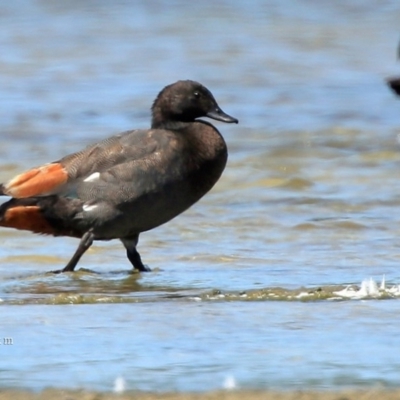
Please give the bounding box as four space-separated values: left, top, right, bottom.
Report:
2 163 69 198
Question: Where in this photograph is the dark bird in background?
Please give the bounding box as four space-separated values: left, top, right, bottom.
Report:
0 80 238 273
386 41 400 96
387 77 400 96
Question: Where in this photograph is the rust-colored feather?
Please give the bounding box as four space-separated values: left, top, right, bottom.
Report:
2 163 68 198
0 205 56 235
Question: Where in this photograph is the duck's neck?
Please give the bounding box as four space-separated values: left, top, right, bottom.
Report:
151 99 197 129
151 115 192 130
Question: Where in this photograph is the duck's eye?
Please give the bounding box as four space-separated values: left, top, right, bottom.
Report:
193 91 200 98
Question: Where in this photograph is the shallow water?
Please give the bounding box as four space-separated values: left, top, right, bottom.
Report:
2 0 400 393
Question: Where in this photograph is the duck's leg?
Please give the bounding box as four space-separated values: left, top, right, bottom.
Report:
121 234 151 272
52 230 95 273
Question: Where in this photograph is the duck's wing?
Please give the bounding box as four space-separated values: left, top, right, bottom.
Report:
0 129 169 199
0 128 183 237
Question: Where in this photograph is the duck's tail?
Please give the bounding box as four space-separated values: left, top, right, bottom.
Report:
0 196 83 238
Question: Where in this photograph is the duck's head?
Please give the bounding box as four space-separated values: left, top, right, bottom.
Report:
151 80 238 128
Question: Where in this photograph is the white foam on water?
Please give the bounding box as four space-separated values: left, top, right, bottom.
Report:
380 275 386 290
113 376 126 393
334 276 400 299
223 375 237 390
296 291 311 299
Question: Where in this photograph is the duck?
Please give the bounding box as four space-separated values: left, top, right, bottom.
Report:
386 42 400 96
0 80 238 273
387 77 400 96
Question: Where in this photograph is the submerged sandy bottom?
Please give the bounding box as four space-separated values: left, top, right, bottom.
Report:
1 389 400 400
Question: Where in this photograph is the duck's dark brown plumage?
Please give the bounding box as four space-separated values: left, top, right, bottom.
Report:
0 80 238 273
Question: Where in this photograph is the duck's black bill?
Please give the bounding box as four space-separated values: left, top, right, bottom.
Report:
206 107 238 124
387 77 400 96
